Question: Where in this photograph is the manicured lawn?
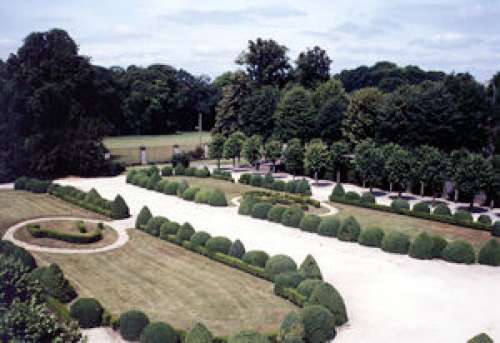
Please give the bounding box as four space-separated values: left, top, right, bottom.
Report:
331 201 496 250
0 190 106 237
33 230 298 336
103 131 211 149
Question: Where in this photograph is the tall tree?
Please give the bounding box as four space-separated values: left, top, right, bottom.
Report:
294 46 332 89
283 138 304 177
273 86 314 141
264 139 282 172
239 86 279 140
304 139 328 183
242 135 263 168
208 133 225 169
223 131 246 166
385 145 415 197
353 140 385 192
312 80 348 143
326 141 349 182
415 145 447 198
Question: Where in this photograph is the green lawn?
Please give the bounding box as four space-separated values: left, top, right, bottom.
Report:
103 131 211 149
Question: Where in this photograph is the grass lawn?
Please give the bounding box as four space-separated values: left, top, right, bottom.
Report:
0 190 106 238
103 131 211 149
33 230 298 336
331 201 496 250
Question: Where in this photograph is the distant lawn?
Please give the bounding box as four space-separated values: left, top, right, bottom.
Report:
34 230 298 336
104 131 211 149
331 201 496 250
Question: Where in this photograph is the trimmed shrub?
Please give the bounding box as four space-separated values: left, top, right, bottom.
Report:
433 203 451 216
140 322 178 343
208 189 228 207
161 166 173 176
238 174 252 185
442 240 476 264
358 227 384 247
274 272 306 294
493 221 500 237
337 216 361 242
69 298 103 329
160 222 180 239
299 215 321 233
265 255 297 279
185 323 213 343
271 180 286 192
136 206 152 230
85 188 102 205
14 176 29 190
453 210 473 223
176 180 189 196
205 236 232 254
175 164 186 175
239 197 258 215
308 282 348 326
391 199 410 212
297 279 323 298
164 181 180 195
195 167 211 178
431 235 448 258
467 333 494 343
119 310 150 341
267 205 287 223
477 215 492 226
146 216 168 237
186 167 197 177
250 174 264 187
28 224 103 243
263 173 274 188
281 206 305 228
29 264 76 303
295 180 311 195
228 239 246 258
330 183 345 199
409 232 434 259
412 202 430 214
176 222 195 242
381 231 410 254
155 180 168 192
146 174 161 190
194 188 213 204
183 187 201 201
278 312 305 343
251 202 273 219
344 191 360 202
228 330 270 343
299 255 322 280
190 231 212 247
301 305 336 343
285 181 297 194
317 217 340 237
360 192 376 205
478 239 500 266
242 250 270 268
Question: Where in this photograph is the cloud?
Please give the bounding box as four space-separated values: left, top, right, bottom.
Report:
411 33 482 50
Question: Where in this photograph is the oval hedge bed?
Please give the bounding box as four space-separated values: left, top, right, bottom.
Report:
26 223 103 243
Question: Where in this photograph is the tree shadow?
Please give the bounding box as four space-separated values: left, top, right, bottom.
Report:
389 195 417 201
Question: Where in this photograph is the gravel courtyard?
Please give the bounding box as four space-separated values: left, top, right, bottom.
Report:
56 175 500 343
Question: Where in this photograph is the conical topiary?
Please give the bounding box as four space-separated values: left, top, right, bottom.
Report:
111 194 130 219
228 239 246 259
136 206 152 229
299 254 322 280
185 323 213 343
307 282 348 326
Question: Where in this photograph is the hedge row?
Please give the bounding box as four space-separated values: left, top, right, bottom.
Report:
242 190 320 209
239 173 311 196
27 223 103 244
14 176 52 193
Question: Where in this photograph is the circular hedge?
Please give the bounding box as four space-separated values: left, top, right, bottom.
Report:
431 235 448 258
251 202 273 219
360 192 376 204
136 206 152 229
453 210 473 223
281 206 305 228
190 231 212 247
69 298 103 329
358 227 385 247
493 221 500 237
345 191 361 202
205 236 232 254
442 240 476 264
391 199 410 212
146 216 168 237
239 197 257 216
433 203 451 216
163 181 179 195
297 279 323 298
242 250 270 268
299 214 321 233
308 282 348 326
185 323 213 343
267 205 287 223
208 189 228 207
119 310 150 341
477 215 492 226
278 312 304 343
301 305 336 343
140 322 178 343
381 231 410 254
317 217 340 237
264 255 297 279
160 221 180 237
408 232 434 260
176 222 195 242
330 183 345 199
337 216 361 242
228 239 246 258
478 239 500 266
412 202 430 214
182 187 201 201
194 188 213 204
228 330 270 343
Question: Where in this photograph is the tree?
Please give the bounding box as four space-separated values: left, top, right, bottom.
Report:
353 140 385 192
264 140 282 172
304 139 328 183
283 138 304 177
273 86 314 141
313 81 348 143
239 86 279 139
415 145 447 198
236 38 291 87
326 141 349 182
294 46 331 88
223 131 246 167
209 133 225 169
213 71 234 89
385 145 415 197
242 135 263 168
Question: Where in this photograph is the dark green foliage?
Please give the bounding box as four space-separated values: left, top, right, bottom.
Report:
250 174 264 187
300 305 336 343
177 181 189 197
228 330 270 343
431 235 448 258
190 231 212 247
381 231 410 254
0 240 37 270
69 298 103 328
493 221 500 237
295 180 311 195
344 192 361 201
412 202 430 214
265 255 297 279
358 227 385 247
239 174 252 184
409 232 434 259
146 216 168 237
360 192 376 204
176 223 195 242
278 312 305 343
281 206 305 228
239 196 258 215
477 215 492 226
330 184 345 199
228 239 246 259
467 333 494 343
136 206 152 229
14 177 52 193
185 167 197 177
242 250 270 268
183 187 201 201
251 202 273 219
119 310 150 341
208 189 228 206
160 222 180 239
391 199 410 212
195 167 211 178
185 323 213 343
299 255 322 280
337 216 361 242
164 181 180 195
453 210 473 223
285 181 297 194
27 224 103 244
273 86 314 142
442 240 476 264
161 166 173 176
296 279 323 298
299 215 321 233
317 217 340 237
205 236 232 254
271 180 286 191
478 240 500 266
274 272 306 293
308 282 348 326
29 264 76 303
175 164 186 175
111 195 130 219
433 203 451 216
140 322 178 343
267 205 287 222
147 173 161 190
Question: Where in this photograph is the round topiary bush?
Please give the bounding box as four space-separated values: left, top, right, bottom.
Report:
136 206 152 229
360 192 376 205
146 174 161 190
194 188 213 204
299 255 322 280
228 330 270 343
337 216 361 242
111 195 130 219
295 180 311 195
442 240 476 264
251 202 273 219
285 181 297 193
301 305 336 343
205 236 232 254
208 189 228 207
175 164 186 175
274 272 306 293
160 222 180 238
345 191 361 202
281 206 305 228
176 180 189 196
297 279 323 298
412 202 430 214
330 183 345 199
267 205 287 223
183 187 201 201
176 222 195 242
478 239 500 266
145 216 168 237
140 322 178 343
242 250 270 268
358 227 385 247
69 298 103 329
477 214 492 226
238 174 251 185
164 181 179 195
307 282 348 326
119 310 150 341
265 255 297 279
278 312 305 343
299 215 321 233
433 203 451 216
250 175 264 187
391 199 410 212
493 221 500 237
271 180 286 192
239 197 257 215
431 235 448 258
155 180 169 192
408 232 434 259
195 167 211 178
228 239 246 258
161 166 173 176
185 323 213 343
190 231 212 247
317 217 340 237
467 333 494 343
381 231 410 254
453 210 473 223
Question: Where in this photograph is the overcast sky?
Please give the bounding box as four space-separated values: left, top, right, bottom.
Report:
0 0 498 81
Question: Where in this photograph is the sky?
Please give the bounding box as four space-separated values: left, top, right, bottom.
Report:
0 0 498 82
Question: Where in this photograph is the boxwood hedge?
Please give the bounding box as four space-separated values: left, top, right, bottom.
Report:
119 310 150 341
265 255 297 279
242 250 270 268
299 215 321 233
442 240 476 264
381 231 410 254
337 216 361 242
358 227 385 247
281 206 304 228
317 217 340 237
69 298 103 329
409 232 434 260
205 236 232 254
307 282 348 326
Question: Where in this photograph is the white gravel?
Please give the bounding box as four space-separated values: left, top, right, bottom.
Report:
55 175 500 343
